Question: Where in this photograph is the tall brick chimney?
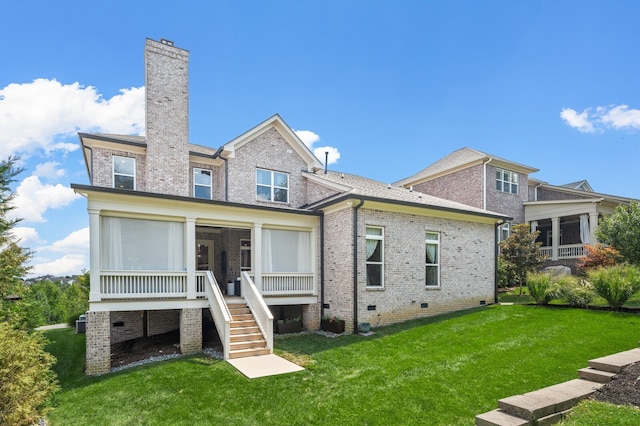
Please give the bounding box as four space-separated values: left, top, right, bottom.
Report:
144 38 190 195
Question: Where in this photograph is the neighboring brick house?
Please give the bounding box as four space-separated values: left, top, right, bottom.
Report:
396 147 635 267
72 39 509 375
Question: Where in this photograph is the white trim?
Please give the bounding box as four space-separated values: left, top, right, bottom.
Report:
365 226 384 288
256 168 289 203
425 231 440 288
193 167 212 199
112 155 136 190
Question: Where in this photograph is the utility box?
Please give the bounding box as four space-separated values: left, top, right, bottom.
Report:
75 314 86 334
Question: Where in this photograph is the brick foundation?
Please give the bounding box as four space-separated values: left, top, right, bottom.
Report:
180 308 202 354
86 311 111 375
302 303 320 330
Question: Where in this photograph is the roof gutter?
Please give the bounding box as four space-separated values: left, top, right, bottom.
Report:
352 198 365 334
483 157 493 210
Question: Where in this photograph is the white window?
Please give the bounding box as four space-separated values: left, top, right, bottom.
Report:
366 226 384 287
194 168 212 199
256 169 289 203
101 217 184 270
426 232 440 287
496 168 518 194
240 239 251 271
500 223 510 241
113 156 135 190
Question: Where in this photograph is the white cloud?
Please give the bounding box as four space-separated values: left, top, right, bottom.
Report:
560 108 594 133
34 161 66 179
9 226 43 246
600 105 640 129
29 254 87 277
561 104 640 133
9 175 81 223
294 129 341 165
0 79 145 159
46 227 89 252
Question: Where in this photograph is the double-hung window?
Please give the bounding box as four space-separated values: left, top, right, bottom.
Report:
256 168 289 203
496 168 518 194
366 226 384 287
425 232 440 287
194 168 212 199
113 156 135 190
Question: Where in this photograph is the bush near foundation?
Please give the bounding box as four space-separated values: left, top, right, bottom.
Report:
526 272 558 305
556 277 595 308
586 265 640 310
0 323 58 425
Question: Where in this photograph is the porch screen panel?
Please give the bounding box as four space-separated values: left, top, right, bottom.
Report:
262 229 311 273
102 217 184 270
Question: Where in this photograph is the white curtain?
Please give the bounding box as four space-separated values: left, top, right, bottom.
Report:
366 239 378 260
262 229 273 273
531 220 538 233
580 214 590 244
167 222 184 270
102 217 123 269
426 244 437 264
262 229 311 273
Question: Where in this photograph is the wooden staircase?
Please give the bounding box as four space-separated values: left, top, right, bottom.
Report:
228 304 270 359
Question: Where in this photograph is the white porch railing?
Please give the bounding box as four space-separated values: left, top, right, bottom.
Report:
261 273 315 296
100 271 186 299
203 271 232 360
538 243 586 260
241 272 273 353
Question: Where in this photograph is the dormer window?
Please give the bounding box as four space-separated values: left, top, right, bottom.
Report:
113 156 135 190
496 168 518 194
194 168 212 199
256 168 289 203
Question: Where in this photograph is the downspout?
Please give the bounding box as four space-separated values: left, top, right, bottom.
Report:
483 157 493 210
352 198 365 334
494 221 504 304
212 146 229 201
320 213 326 321
534 183 543 201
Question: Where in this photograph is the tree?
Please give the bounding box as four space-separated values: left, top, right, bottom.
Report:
499 223 543 295
596 201 640 265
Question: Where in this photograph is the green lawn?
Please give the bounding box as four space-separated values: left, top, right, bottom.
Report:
45 305 640 425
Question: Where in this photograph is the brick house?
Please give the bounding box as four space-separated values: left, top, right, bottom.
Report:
72 39 508 375
396 147 635 268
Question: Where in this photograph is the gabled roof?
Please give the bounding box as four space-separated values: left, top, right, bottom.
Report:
304 170 509 221
527 180 636 205
394 147 539 187
220 114 324 172
559 180 593 192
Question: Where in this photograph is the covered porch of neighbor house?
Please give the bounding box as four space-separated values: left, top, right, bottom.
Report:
524 198 619 261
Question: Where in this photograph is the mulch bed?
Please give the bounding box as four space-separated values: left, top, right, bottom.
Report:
591 362 640 408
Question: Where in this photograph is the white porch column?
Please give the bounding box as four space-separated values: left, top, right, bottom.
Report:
551 217 560 261
253 223 263 291
589 212 599 245
185 217 196 299
88 209 101 302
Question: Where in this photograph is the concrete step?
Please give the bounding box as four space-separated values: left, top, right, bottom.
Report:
578 367 617 383
230 332 264 342
536 408 572 426
588 348 640 373
498 379 603 421
475 409 529 426
229 347 270 359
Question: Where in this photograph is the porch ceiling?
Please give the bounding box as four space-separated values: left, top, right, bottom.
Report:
524 198 604 222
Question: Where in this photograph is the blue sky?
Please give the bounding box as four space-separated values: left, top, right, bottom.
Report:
2 1 640 277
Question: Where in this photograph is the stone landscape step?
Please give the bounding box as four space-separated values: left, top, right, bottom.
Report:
577 367 617 383
587 348 640 373
497 379 603 421
475 409 529 426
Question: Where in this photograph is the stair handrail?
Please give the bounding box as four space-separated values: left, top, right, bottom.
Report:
241 271 274 352
204 271 231 360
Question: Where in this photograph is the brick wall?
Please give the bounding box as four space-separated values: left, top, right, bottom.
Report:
180 308 202 354
323 207 495 332
485 165 528 223
110 311 144 344
306 179 341 205
91 148 147 191
227 127 309 207
144 39 190 196
413 164 484 209
148 309 180 336
85 311 111 375
536 187 590 202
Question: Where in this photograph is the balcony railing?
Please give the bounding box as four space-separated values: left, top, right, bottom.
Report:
98 270 315 299
538 243 586 260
